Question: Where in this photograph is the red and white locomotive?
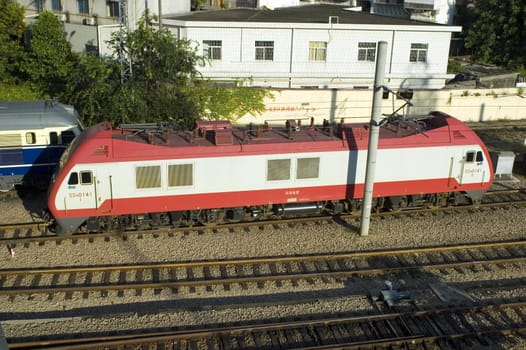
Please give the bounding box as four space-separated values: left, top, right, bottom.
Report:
47 111 494 235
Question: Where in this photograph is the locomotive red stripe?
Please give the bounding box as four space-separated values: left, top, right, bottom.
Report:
50 177 490 219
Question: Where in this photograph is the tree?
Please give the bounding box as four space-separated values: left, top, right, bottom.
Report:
200 81 271 122
464 0 526 71
104 11 271 129
22 10 75 97
0 0 26 83
60 54 121 126
106 11 205 128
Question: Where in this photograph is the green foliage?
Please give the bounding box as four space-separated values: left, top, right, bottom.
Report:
2 10 269 128
200 81 273 122
447 60 465 74
60 54 121 126
104 11 208 127
0 0 26 83
0 82 43 100
22 11 75 97
464 0 526 70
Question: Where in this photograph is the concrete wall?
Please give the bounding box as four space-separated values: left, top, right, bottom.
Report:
237 87 526 125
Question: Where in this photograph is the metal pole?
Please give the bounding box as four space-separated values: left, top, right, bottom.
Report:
359 41 387 236
158 0 162 29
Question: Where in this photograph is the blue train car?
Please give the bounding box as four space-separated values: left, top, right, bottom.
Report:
0 100 84 191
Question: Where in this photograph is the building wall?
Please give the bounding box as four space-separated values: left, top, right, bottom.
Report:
169 22 456 89
236 87 526 124
18 0 191 54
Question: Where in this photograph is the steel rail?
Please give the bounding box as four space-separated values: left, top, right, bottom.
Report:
7 301 526 349
0 239 525 295
1 191 525 247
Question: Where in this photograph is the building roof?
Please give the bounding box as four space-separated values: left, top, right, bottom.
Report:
166 3 449 27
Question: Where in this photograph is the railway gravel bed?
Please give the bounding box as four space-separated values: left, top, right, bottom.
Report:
1 118 526 349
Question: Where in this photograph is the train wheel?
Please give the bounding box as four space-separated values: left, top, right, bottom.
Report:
426 193 448 209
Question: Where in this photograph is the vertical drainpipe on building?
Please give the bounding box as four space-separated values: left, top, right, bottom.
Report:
388 30 395 85
289 28 294 89
240 28 243 66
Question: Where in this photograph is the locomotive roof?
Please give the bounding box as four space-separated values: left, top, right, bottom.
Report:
0 100 79 131
65 111 482 164
80 112 475 158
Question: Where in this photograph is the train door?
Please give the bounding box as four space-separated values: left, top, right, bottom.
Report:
93 169 114 214
63 170 97 211
458 149 485 185
63 169 113 213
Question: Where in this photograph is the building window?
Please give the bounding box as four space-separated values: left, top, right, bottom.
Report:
255 41 274 61
51 0 62 11
357 42 376 62
309 41 327 61
107 0 120 17
136 165 161 189
236 0 257 7
35 0 44 11
409 43 428 62
78 0 89 14
267 159 291 181
203 40 222 60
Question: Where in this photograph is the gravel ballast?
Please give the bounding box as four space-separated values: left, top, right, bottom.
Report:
1 191 525 348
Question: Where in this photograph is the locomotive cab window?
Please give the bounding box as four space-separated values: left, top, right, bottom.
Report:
80 171 93 185
267 159 291 181
465 151 475 162
68 172 79 185
476 151 483 162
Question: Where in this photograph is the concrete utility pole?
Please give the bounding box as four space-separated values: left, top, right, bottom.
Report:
158 0 162 29
359 41 387 236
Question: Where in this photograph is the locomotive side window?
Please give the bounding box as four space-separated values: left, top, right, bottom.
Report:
0 134 21 147
25 132 36 144
267 159 291 181
68 172 79 185
297 157 320 179
136 165 161 189
61 130 76 144
465 151 475 162
476 151 483 162
168 164 193 187
50 132 58 145
80 171 93 185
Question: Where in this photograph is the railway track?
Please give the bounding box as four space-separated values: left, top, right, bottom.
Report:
1 188 525 247
1 239 525 298
7 300 526 349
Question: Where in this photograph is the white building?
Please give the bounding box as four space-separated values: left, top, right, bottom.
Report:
366 0 457 25
165 4 461 89
17 0 190 54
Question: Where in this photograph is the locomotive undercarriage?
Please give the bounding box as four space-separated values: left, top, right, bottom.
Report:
74 190 478 234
